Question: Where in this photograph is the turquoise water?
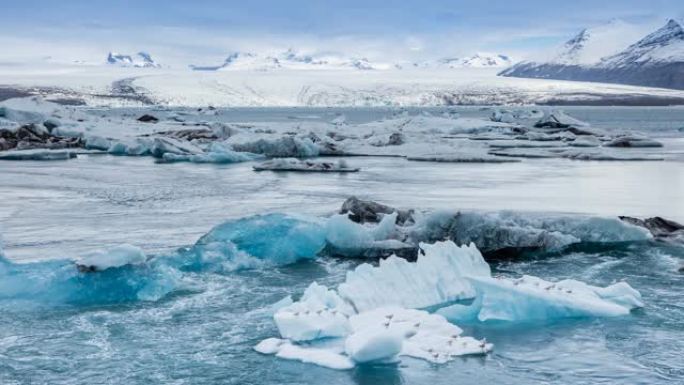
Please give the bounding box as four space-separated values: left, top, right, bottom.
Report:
0 227 682 384
1 106 683 384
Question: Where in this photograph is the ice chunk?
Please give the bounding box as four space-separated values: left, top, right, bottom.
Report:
268 340 355 370
274 282 354 341
162 143 262 164
325 213 409 257
338 242 488 312
0 105 44 125
604 136 663 148
351 307 492 363
150 137 203 158
344 327 403 363
259 303 491 369
193 214 327 266
0 149 77 161
490 110 516 124
440 274 644 323
232 137 319 158
84 135 111 151
569 136 601 147
51 126 84 138
107 138 155 156
535 110 589 129
410 211 653 255
333 240 643 323
253 158 359 172
76 244 147 272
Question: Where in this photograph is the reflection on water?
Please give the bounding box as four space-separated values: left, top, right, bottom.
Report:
352 365 405 385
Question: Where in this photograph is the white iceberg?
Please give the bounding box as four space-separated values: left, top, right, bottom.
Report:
274 282 354 342
338 242 488 312
257 240 642 370
441 275 644 323
259 304 491 370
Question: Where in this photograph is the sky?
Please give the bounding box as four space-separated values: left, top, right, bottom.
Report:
0 0 682 66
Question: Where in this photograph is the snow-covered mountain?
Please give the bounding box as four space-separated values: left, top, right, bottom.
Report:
190 50 387 71
599 19 684 68
107 52 161 68
192 50 511 72
457 53 513 68
410 54 513 69
548 20 644 66
500 19 684 90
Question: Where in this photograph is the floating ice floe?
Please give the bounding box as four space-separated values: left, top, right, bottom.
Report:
191 213 328 269
107 138 155 156
489 147 665 161
231 137 319 158
408 209 653 256
568 136 602 147
83 135 112 151
150 137 204 158
162 142 263 164
0 149 77 161
256 240 641 369
561 149 665 161
253 158 359 172
329 201 654 259
604 136 664 148
407 154 520 163
535 110 590 129
325 212 413 258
